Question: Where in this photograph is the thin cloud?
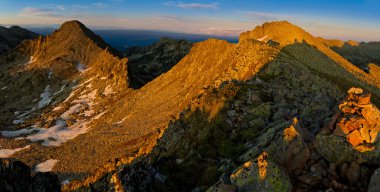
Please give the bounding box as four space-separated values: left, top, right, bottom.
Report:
92 2 107 8
20 7 61 17
164 1 219 9
242 11 290 22
54 5 65 11
73 5 90 9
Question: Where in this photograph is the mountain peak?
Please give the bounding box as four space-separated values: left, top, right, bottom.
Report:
53 20 118 56
59 20 87 32
239 20 309 45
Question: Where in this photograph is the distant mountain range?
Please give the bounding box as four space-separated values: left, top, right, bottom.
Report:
24 27 238 50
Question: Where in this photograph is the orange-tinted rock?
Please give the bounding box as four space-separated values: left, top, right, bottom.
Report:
359 126 371 143
362 107 380 124
370 125 380 143
341 106 355 114
347 87 363 95
347 93 358 102
347 130 363 147
358 93 371 105
345 121 359 132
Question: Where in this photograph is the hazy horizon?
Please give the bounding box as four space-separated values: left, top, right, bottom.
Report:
1 0 380 41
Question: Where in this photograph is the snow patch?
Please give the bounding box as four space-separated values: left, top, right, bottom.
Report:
72 78 93 89
38 85 51 108
26 56 37 65
257 35 268 42
61 104 82 119
94 111 107 120
62 179 71 186
1 86 7 90
115 116 128 124
77 63 86 72
13 119 23 124
35 159 59 172
104 85 115 96
48 70 53 79
1 128 36 137
53 85 66 96
0 145 30 158
28 120 90 146
2 120 91 147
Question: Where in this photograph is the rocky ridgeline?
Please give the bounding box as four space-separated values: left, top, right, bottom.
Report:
0 159 60 192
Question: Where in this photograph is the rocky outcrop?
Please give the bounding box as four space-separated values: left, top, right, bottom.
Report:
0 26 38 55
0 159 60 192
316 87 380 164
125 37 192 88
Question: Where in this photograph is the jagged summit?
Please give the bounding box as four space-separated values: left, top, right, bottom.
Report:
239 20 311 45
52 20 117 55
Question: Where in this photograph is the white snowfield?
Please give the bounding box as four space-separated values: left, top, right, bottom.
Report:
0 145 30 158
13 84 53 124
2 82 102 146
35 159 59 172
1 119 90 147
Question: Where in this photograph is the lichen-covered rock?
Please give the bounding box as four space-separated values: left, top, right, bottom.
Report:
239 120 290 162
314 134 376 165
249 102 271 120
368 167 380 192
230 152 292 192
267 119 310 173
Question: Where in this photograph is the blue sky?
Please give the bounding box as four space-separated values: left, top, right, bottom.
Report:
0 0 379 41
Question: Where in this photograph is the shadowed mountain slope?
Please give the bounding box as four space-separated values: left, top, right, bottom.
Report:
0 25 38 55
320 39 380 70
125 37 192 88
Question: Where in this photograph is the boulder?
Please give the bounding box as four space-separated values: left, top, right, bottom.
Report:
230 152 292 192
368 167 380 192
